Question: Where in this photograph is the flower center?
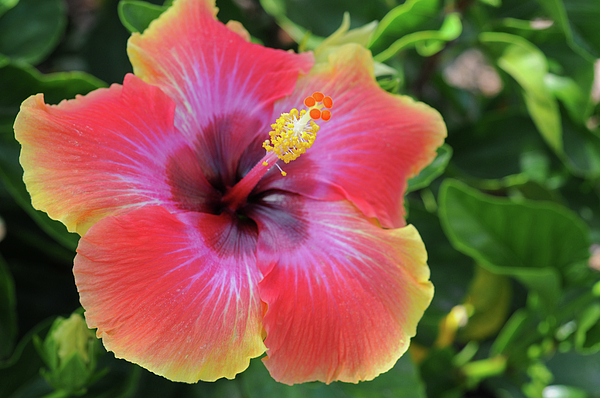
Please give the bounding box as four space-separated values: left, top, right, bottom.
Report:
221 92 333 209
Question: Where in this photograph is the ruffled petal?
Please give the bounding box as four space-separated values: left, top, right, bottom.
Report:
74 205 265 382
259 44 446 228
14 74 221 235
249 194 433 384
127 0 313 184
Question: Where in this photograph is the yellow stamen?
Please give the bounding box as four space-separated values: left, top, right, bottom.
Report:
262 108 319 165
263 93 333 176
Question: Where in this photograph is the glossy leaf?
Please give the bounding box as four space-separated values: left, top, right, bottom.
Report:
368 0 439 54
479 0 501 6
0 0 65 64
480 32 562 153
261 0 388 40
118 0 166 33
447 115 546 180
0 255 16 360
547 351 600 396
536 0 600 60
82 0 135 84
545 73 591 124
419 348 463 397
542 385 589 398
491 309 530 355
535 31 595 124
562 115 600 179
0 0 18 18
374 13 462 62
459 266 511 341
0 319 51 398
258 0 324 49
313 13 377 64
575 303 600 354
438 180 590 308
241 355 426 398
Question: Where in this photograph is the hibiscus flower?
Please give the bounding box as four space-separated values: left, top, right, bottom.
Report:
14 0 445 385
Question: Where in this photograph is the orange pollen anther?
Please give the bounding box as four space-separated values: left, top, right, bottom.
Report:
302 93 334 121
312 92 324 101
304 96 316 107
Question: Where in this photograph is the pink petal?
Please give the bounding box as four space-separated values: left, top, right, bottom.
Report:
259 44 446 228
127 0 314 183
74 205 265 382
249 194 433 384
14 74 220 235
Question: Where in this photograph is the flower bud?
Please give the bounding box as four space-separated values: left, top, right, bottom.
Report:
35 312 103 394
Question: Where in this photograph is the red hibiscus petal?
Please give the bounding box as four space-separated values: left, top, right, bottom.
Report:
74 205 265 382
260 44 446 228
127 0 314 183
14 74 219 235
250 194 433 384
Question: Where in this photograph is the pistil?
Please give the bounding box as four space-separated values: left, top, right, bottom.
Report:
222 150 279 210
222 92 333 211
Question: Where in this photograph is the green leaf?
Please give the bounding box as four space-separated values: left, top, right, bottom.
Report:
0 0 66 64
575 303 600 354
480 32 562 153
562 115 600 179
0 254 16 360
0 319 52 398
0 62 104 250
368 0 440 54
260 0 386 50
258 0 325 50
374 13 462 62
419 348 463 397
438 180 590 309
314 13 378 63
0 0 18 18
544 73 591 124
407 144 452 192
461 356 507 382
82 0 136 84
542 385 589 398
547 351 600 396
459 266 512 341
259 0 285 17
415 13 463 57
0 63 105 107
536 0 600 60
478 0 501 6
533 31 595 125
447 115 546 180
261 0 388 43
491 309 530 355
118 0 166 34
241 355 426 398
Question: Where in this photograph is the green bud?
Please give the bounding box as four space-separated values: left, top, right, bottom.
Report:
35 312 103 395
51 313 92 364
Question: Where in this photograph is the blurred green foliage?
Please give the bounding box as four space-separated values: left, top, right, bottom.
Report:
0 0 600 397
